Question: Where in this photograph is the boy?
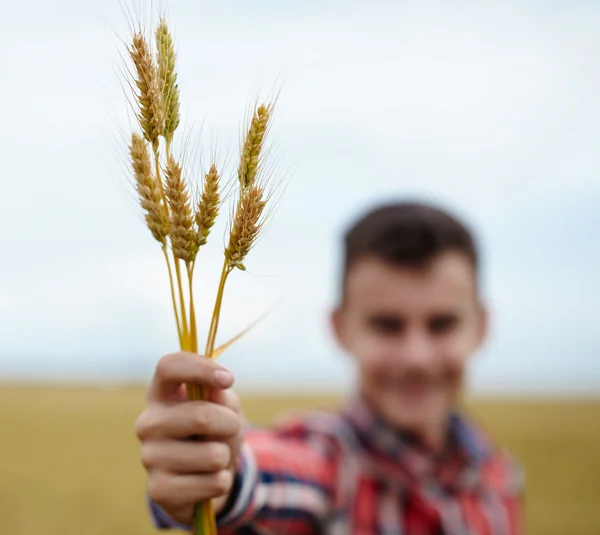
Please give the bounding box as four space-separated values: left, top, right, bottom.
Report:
135 201 524 534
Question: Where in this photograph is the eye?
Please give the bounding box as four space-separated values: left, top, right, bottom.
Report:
428 314 460 335
369 315 404 335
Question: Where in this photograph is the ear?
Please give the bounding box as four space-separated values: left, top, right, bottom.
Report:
330 306 349 351
475 301 489 349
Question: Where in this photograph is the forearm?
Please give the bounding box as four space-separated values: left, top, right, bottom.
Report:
218 432 334 534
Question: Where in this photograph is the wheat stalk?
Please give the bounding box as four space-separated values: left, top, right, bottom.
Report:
164 153 205 361
128 28 188 346
129 132 183 346
201 98 274 358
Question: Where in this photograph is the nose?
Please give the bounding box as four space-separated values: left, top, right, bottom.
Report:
395 326 436 368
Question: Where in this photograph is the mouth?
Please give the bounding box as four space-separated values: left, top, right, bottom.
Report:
382 376 442 399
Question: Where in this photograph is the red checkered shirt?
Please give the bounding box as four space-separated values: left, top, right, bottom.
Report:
150 395 524 534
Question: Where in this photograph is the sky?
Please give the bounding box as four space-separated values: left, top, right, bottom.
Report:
0 0 598 395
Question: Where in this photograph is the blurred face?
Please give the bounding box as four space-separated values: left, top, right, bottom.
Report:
332 252 487 448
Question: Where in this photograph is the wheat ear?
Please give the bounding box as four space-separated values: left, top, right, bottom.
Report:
164 154 201 354
156 18 180 150
128 21 188 347
130 133 182 344
129 133 168 244
164 155 198 263
129 33 165 150
201 184 267 359
128 27 190 348
196 164 221 249
203 100 274 357
238 104 270 188
225 185 267 271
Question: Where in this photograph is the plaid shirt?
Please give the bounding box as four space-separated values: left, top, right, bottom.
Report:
151 395 524 534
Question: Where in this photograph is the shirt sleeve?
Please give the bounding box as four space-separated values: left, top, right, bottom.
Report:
217 425 337 535
148 497 191 531
504 464 525 535
506 492 524 535
477 450 526 535
148 424 337 534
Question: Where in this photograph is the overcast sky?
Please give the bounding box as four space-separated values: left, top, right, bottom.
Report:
0 0 598 395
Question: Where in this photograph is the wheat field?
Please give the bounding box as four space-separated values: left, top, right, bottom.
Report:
0 386 598 535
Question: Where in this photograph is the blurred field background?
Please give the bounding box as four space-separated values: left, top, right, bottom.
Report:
2 1 599 534
0 386 598 535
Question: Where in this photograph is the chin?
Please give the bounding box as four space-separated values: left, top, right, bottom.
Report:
384 409 431 432
378 393 449 433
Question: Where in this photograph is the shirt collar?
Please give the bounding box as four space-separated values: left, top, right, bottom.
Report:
340 392 492 469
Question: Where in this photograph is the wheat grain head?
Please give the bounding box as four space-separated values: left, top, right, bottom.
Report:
156 18 180 147
196 164 220 248
129 32 165 149
225 185 267 270
238 103 271 189
164 155 197 262
130 133 169 244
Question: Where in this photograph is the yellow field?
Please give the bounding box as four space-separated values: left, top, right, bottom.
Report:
0 386 598 535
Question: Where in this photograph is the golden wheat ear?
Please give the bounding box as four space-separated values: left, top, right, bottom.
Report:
156 18 180 147
225 185 267 271
164 155 198 263
128 33 165 149
129 133 169 243
238 103 271 189
195 164 221 249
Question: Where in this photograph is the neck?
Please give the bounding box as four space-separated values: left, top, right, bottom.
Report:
414 419 449 455
357 390 452 456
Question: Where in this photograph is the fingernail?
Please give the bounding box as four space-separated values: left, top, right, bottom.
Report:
214 369 234 387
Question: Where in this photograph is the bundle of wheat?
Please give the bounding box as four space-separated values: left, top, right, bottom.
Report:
123 14 279 535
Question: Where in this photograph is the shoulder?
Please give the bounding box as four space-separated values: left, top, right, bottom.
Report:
246 410 342 459
242 409 344 486
459 413 525 497
479 446 525 497
247 408 344 451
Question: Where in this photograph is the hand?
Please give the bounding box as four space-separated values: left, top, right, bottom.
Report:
135 351 244 525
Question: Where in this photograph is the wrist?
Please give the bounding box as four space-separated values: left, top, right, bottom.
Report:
216 441 259 528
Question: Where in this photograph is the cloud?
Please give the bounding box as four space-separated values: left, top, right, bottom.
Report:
0 0 598 393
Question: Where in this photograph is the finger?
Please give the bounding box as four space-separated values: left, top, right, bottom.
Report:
149 470 233 507
148 352 234 403
141 441 231 474
137 401 242 440
208 387 242 415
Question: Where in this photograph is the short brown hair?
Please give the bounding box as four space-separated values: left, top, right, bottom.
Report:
342 201 479 289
